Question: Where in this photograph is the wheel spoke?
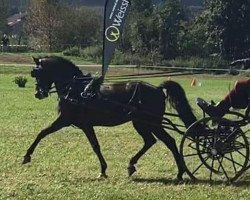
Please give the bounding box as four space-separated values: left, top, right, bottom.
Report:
217 157 223 172
187 142 198 150
233 132 244 140
223 155 244 168
235 149 249 160
234 140 246 147
230 152 237 173
210 157 215 181
186 136 197 142
217 157 230 181
192 156 210 174
224 128 239 142
183 151 209 158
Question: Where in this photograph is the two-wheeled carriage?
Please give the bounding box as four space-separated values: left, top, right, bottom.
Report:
180 98 250 182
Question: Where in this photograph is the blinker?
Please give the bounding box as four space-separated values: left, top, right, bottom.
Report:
31 68 42 77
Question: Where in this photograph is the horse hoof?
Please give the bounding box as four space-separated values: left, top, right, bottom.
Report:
185 170 197 181
128 165 136 176
98 173 108 179
22 155 31 164
189 174 197 181
177 176 183 182
177 173 184 182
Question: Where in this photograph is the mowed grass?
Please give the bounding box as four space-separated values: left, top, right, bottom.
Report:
0 71 250 199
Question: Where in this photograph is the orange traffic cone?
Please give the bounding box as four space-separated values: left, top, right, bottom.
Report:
191 78 197 86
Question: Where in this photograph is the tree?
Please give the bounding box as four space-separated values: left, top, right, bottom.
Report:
125 0 184 60
130 0 153 14
200 0 250 59
25 0 102 51
0 0 9 34
70 7 102 47
178 10 217 58
53 6 101 49
155 0 184 59
125 0 154 55
25 0 64 50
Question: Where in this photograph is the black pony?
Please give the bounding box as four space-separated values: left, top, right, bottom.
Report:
22 56 197 180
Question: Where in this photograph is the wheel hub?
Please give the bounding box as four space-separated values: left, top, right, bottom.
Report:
211 148 218 156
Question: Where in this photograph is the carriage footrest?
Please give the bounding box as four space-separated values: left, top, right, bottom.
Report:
197 98 212 115
197 97 222 118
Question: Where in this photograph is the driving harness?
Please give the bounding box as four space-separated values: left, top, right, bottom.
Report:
63 76 143 116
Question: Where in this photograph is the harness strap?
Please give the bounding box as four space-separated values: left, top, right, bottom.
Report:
128 82 142 105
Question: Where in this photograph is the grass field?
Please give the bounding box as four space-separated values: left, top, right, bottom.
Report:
0 65 250 199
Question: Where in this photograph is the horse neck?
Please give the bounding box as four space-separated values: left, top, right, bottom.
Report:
54 80 69 97
53 70 83 97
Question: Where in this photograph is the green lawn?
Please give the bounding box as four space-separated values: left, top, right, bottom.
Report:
0 70 250 199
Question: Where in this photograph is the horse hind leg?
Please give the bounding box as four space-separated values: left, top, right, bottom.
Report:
152 127 185 181
128 122 157 176
22 115 70 164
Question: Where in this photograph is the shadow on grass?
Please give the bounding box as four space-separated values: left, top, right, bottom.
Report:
131 176 250 187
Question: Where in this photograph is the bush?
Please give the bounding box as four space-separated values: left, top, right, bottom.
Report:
81 45 102 62
112 50 156 66
14 76 27 88
63 47 81 57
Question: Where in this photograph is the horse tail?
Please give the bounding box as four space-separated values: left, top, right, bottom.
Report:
159 80 197 128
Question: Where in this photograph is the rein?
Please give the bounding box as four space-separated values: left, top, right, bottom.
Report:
50 76 94 101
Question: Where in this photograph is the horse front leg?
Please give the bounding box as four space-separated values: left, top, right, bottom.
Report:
22 115 70 164
80 126 107 178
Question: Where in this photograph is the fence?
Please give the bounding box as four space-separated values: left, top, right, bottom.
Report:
0 44 28 52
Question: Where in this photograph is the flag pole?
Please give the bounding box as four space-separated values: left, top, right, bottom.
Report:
102 0 109 78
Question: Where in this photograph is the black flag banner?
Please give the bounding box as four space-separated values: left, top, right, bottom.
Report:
102 0 131 76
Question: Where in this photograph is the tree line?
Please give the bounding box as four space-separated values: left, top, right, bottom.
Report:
1 0 250 62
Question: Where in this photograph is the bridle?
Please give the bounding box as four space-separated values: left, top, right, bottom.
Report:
31 58 92 100
31 65 54 99
31 65 83 99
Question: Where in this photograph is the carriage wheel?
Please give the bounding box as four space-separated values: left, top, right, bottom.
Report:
180 117 249 182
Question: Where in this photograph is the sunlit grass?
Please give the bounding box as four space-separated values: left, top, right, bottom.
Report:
0 73 250 199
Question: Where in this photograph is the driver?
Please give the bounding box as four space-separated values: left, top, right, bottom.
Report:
202 79 250 117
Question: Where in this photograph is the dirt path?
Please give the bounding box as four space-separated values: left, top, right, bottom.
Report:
0 53 33 64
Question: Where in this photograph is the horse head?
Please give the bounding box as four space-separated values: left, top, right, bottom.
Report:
31 57 53 99
31 56 83 99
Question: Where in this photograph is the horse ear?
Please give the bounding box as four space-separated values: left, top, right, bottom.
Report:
32 56 39 64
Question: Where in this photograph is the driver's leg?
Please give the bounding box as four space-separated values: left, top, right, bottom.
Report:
205 79 250 117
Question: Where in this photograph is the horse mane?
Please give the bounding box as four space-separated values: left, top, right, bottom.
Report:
42 56 84 77
159 80 197 128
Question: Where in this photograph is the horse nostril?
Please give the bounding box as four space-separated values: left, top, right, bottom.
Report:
35 93 40 99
